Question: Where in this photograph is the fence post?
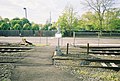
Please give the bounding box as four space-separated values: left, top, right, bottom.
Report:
98 32 100 46
87 43 89 54
73 32 75 46
66 43 69 54
52 59 55 65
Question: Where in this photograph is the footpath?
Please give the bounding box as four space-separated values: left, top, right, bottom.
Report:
11 46 80 81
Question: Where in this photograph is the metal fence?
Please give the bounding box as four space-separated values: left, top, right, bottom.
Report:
0 30 57 37
73 31 120 37
0 30 120 37
73 31 120 46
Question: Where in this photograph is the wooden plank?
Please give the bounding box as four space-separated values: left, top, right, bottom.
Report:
0 47 33 50
79 65 120 71
0 61 21 64
89 52 120 55
0 50 25 53
110 63 118 67
56 65 120 71
85 59 120 64
0 56 24 59
111 55 115 56
52 57 82 60
91 49 120 51
52 57 120 63
101 63 108 67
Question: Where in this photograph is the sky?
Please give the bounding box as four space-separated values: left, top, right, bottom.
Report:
0 0 120 24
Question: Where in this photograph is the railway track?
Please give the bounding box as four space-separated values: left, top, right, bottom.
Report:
0 47 33 51
0 47 33 62
81 44 120 71
53 44 120 71
0 47 33 52
0 47 33 81
87 46 120 71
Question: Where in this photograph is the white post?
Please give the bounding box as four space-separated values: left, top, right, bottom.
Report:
98 32 100 46
39 31 41 44
73 32 75 46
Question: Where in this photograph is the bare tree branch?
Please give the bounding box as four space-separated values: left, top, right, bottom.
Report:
81 0 115 31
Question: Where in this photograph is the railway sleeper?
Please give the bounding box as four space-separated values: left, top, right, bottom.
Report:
89 52 120 55
80 65 120 71
0 47 33 51
91 49 120 52
83 59 120 64
0 50 25 53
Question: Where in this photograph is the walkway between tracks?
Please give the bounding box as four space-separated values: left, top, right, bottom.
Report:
11 46 80 81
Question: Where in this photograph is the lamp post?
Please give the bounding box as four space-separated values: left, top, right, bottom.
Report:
23 8 27 19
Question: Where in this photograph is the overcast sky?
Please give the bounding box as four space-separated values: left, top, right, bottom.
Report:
0 0 120 24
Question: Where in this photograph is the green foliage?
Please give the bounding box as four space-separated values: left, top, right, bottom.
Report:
0 18 10 30
21 18 30 25
13 24 21 30
0 17 40 30
78 9 120 31
0 5 120 32
41 24 48 30
57 5 79 36
82 0 115 31
54 6 120 36
0 22 10 30
23 23 31 30
104 8 120 31
10 19 20 28
4 18 9 22
108 19 120 30
80 11 99 30
41 23 52 30
32 24 39 30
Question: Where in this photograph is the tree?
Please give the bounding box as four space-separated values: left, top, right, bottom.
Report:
23 23 31 30
81 0 115 32
104 8 120 30
0 20 4 25
41 23 50 30
0 18 10 30
10 18 32 30
79 9 120 31
49 22 57 30
41 19 52 31
0 23 10 30
0 17 40 30
32 24 39 30
13 24 21 30
57 5 78 36
109 19 120 30
21 18 30 25
80 11 99 30
4 18 9 23
10 18 21 29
